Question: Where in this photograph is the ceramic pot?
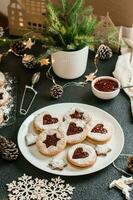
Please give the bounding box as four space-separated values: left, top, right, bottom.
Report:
51 46 89 79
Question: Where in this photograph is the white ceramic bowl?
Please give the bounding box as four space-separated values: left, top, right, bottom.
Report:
91 76 121 100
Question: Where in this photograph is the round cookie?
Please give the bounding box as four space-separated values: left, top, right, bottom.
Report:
36 129 66 156
60 120 87 144
0 88 9 106
87 120 113 145
0 72 6 87
67 143 97 168
64 107 91 124
34 112 62 133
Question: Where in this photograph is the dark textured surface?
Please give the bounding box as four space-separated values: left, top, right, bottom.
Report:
0 51 132 200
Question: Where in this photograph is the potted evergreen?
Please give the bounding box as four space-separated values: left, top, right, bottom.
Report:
37 0 97 79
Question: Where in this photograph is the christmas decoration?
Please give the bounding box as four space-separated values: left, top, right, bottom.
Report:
109 176 133 200
1 140 19 161
0 135 8 153
128 156 133 173
11 41 25 56
50 84 64 99
22 54 36 69
39 58 50 66
46 66 86 99
0 135 19 161
85 73 96 82
97 44 113 60
94 12 120 52
23 38 34 49
8 0 47 36
7 174 75 200
0 27 4 38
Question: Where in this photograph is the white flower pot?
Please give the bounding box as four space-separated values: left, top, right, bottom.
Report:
51 46 89 79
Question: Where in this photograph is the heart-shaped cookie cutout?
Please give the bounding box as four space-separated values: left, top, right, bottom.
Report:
70 110 84 120
91 124 107 134
72 147 89 159
67 122 83 136
43 114 58 125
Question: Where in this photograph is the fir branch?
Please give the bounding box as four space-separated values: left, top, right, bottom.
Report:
60 0 68 13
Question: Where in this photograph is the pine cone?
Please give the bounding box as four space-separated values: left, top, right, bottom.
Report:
22 54 36 69
97 44 113 60
11 41 25 55
128 156 133 173
50 84 63 99
1 140 19 161
0 136 8 154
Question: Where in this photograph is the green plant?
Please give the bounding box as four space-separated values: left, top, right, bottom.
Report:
35 0 97 53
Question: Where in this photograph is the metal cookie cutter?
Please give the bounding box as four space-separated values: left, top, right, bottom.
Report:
19 72 40 115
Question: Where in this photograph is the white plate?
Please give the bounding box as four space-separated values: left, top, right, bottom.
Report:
18 103 124 176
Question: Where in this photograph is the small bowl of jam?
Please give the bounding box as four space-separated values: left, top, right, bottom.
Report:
91 76 120 100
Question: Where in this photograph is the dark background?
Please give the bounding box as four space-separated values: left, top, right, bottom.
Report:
0 49 132 200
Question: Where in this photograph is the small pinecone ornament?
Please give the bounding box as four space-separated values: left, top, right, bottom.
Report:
0 136 7 153
22 54 36 69
127 156 133 173
50 84 63 99
11 41 25 56
0 136 19 161
97 44 113 60
0 27 4 38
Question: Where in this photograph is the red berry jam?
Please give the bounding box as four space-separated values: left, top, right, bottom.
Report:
91 124 107 134
43 114 58 125
70 111 84 120
67 122 83 136
43 133 60 148
72 148 89 159
94 79 118 92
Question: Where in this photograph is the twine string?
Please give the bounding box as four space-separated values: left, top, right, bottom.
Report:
113 153 133 177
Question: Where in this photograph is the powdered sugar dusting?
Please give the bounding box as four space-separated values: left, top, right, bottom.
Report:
0 72 17 127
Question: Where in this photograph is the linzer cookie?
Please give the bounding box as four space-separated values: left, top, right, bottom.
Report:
36 129 66 156
60 120 87 144
67 144 97 168
34 112 62 133
64 108 91 124
87 120 113 144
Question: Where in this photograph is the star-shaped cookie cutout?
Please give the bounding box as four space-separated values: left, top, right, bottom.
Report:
39 58 50 66
85 73 96 82
23 38 35 49
43 134 60 148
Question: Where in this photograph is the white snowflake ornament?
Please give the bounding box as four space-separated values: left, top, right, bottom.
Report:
7 174 75 200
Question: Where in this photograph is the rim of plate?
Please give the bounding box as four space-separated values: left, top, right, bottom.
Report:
18 103 124 176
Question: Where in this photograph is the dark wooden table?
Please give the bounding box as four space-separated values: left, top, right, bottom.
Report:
0 50 132 200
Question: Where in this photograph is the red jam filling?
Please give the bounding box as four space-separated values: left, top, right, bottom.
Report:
72 147 89 159
70 111 84 120
0 93 3 100
67 122 83 136
94 79 118 92
91 124 107 134
43 114 58 125
43 133 60 148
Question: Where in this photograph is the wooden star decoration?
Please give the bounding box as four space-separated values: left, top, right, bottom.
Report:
23 38 34 49
85 73 96 82
40 58 50 66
